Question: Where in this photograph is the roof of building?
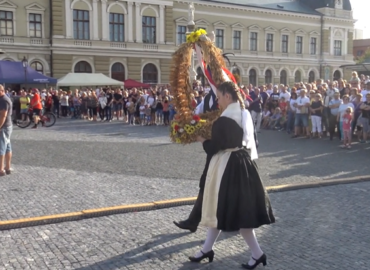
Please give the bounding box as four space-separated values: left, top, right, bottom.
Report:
202 0 352 15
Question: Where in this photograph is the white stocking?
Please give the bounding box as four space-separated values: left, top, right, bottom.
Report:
240 229 264 265
193 228 221 258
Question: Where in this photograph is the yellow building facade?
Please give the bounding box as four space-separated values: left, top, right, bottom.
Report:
0 0 356 86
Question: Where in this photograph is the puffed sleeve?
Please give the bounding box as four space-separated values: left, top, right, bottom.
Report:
202 117 225 156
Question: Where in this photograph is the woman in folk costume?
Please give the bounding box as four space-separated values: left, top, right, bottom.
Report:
189 81 275 269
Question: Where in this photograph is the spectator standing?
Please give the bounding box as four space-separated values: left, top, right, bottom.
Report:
292 89 310 138
328 92 342 140
359 93 370 143
0 85 13 176
310 93 323 138
249 88 263 133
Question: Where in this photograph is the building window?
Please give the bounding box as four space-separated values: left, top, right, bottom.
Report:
29 13 42 38
266 33 273 52
215 29 224 49
310 37 317 55
249 69 257 87
233 30 241 50
111 63 125 81
282 35 288 53
295 70 301 82
334 40 342 56
296 36 303 54
0 11 13 36
177 25 186 45
333 70 341 81
109 13 124 42
309 71 315 83
265 70 272 84
142 63 158 84
31 61 43 74
357 50 364 56
280 70 287 86
74 61 92 73
250 32 257 51
73 10 89 40
142 16 156 44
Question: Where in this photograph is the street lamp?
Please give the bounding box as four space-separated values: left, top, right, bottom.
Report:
22 56 28 90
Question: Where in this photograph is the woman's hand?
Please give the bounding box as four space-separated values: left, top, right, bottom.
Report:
196 136 206 143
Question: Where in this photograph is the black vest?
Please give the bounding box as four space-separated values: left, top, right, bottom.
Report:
203 92 218 113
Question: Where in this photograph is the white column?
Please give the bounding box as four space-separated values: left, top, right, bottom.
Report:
135 2 142 43
65 0 72 38
330 28 334 55
101 0 108 40
92 0 99 40
344 29 348 55
159 5 165 44
127 2 133 42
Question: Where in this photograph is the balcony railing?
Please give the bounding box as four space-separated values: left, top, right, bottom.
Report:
143 44 159 50
0 37 14 44
110 42 127 49
30 38 43 45
74 40 92 47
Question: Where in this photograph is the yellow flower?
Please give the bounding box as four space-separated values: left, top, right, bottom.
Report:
171 121 178 128
199 119 206 123
195 123 202 129
175 138 182 144
172 129 178 135
186 34 191 43
198 29 207 35
187 126 196 134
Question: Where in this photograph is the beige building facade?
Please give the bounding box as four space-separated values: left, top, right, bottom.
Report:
0 0 356 86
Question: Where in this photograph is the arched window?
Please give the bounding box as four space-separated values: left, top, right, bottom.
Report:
265 69 272 84
74 61 92 73
333 70 341 81
111 63 125 81
142 63 158 84
232 67 241 85
294 70 301 82
309 71 315 83
280 70 287 86
31 61 44 74
196 66 205 87
249 69 257 87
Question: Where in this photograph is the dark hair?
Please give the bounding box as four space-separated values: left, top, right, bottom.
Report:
217 81 239 101
291 92 298 99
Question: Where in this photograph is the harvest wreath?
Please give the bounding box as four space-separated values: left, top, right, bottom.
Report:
169 29 238 144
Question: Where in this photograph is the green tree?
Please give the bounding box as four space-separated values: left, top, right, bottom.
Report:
357 48 370 64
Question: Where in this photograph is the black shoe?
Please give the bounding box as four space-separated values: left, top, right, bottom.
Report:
189 250 214 263
241 254 267 269
173 220 197 233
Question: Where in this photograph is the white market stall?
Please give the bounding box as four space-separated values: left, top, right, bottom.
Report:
57 73 124 87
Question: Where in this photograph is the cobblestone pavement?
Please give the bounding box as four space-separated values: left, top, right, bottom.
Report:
2 119 369 220
0 182 369 270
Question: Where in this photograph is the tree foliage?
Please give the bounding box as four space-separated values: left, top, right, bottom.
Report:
357 47 370 64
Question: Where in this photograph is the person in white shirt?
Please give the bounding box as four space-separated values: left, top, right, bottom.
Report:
265 84 273 95
337 94 354 141
292 88 310 138
360 82 370 102
279 86 291 101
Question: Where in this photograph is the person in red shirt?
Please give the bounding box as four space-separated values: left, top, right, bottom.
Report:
30 89 43 129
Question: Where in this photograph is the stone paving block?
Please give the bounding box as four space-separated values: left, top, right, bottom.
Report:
0 182 369 269
3 120 370 221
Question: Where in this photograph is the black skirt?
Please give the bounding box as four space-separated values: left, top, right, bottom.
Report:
202 149 275 232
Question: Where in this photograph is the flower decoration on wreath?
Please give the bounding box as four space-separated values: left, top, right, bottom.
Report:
169 28 238 144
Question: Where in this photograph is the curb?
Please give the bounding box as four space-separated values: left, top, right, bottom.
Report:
1 176 369 231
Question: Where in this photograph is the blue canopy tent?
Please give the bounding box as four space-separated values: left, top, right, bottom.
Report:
0 60 57 84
